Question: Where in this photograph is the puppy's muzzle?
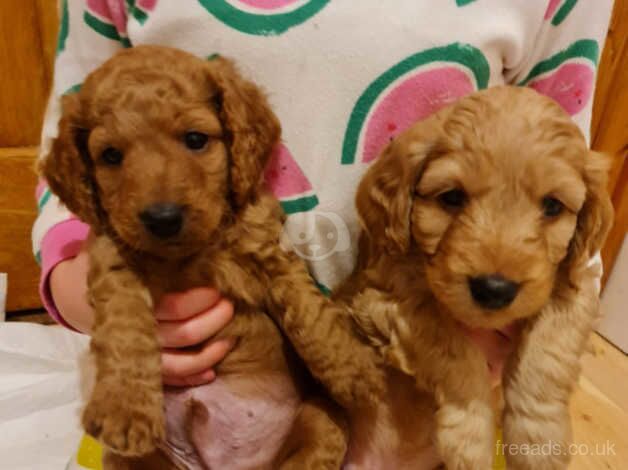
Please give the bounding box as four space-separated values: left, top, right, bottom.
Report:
468 274 520 310
139 203 184 239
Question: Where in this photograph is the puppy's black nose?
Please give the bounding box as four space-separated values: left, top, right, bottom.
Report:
468 274 519 310
139 203 183 238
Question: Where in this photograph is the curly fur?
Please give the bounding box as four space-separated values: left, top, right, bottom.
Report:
342 86 613 469
41 46 351 469
244 87 612 468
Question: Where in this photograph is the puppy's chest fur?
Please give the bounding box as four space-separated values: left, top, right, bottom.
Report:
118 196 305 469
344 370 437 469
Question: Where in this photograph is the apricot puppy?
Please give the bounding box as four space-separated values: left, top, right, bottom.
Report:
274 86 612 469
352 86 613 469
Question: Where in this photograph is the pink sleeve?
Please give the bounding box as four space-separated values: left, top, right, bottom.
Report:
39 219 90 331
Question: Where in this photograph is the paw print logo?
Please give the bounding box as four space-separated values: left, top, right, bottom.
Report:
281 211 351 261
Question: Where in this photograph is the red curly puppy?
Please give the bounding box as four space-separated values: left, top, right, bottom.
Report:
41 45 352 470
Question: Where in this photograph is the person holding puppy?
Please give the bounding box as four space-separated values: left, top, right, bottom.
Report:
36 0 612 467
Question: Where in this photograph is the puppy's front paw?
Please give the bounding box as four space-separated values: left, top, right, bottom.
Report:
83 383 165 457
503 410 571 470
436 399 494 470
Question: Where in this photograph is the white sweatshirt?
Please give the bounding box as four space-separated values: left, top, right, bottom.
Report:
34 0 613 325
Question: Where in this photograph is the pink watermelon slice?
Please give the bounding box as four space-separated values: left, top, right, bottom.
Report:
341 43 489 165
362 67 475 164
237 0 302 11
519 39 598 116
264 144 319 214
138 0 157 9
544 0 578 26
528 63 594 116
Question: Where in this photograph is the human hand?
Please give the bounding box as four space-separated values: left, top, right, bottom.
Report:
156 287 235 387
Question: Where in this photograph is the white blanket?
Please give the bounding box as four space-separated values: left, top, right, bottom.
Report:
0 324 89 470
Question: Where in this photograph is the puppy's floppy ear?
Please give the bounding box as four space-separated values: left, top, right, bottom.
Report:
564 150 614 283
39 93 100 227
355 133 436 255
207 57 281 207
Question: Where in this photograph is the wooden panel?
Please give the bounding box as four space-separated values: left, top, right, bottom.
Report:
591 0 628 286
591 0 628 159
35 0 59 90
591 0 627 193
602 162 628 286
0 0 53 146
0 1 57 311
0 148 41 311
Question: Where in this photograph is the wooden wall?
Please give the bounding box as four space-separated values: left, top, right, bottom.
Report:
592 0 628 286
0 0 57 311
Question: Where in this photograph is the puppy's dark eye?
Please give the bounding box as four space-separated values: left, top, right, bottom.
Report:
101 147 123 165
438 189 467 209
184 131 209 151
542 196 564 217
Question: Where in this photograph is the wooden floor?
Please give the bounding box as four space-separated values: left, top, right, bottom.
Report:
570 333 628 469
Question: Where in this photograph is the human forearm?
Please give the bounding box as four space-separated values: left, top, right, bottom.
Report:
49 247 93 333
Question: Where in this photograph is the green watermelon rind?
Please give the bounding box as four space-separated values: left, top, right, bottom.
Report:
315 281 331 297
280 194 319 215
456 0 476 6
38 189 52 212
84 10 132 47
57 0 69 54
552 0 578 26
341 43 490 165
518 39 598 86
127 0 149 24
197 0 330 36
64 83 82 95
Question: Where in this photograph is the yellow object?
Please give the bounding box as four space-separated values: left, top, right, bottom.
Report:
69 429 506 469
75 434 103 470
494 428 507 470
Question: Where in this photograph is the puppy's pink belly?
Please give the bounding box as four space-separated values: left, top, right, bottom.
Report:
161 376 300 470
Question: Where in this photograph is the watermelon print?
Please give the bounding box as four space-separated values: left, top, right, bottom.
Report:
456 0 477 6
239 0 302 9
57 0 69 54
36 181 52 213
341 43 490 165
126 0 157 25
264 144 319 215
84 0 131 47
64 83 82 95
544 0 578 26
197 0 330 36
315 281 331 297
519 39 598 116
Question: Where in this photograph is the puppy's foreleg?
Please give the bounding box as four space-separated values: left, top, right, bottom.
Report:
414 332 494 470
503 266 600 470
266 256 385 409
375 298 495 470
82 235 164 457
